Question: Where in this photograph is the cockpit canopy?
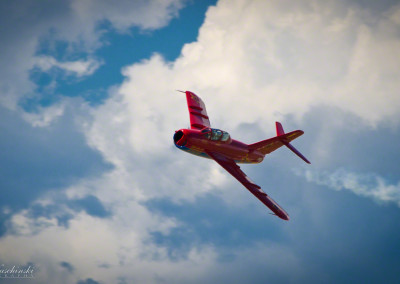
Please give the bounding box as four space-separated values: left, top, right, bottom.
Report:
201 128 231 142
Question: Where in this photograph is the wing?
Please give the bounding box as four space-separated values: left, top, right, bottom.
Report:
184 91 211 129
205 151 290 220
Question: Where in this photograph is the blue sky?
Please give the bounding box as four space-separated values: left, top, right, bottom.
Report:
1 0 400 283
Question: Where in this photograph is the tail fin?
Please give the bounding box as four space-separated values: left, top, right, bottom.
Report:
276 121 285 136
275 122 310 164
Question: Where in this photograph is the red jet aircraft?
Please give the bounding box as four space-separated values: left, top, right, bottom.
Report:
173 91 310 220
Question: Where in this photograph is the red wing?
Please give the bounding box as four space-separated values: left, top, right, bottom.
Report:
184 91 211 129
205 151 290 220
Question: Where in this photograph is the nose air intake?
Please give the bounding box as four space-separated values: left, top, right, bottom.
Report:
173 130 186 146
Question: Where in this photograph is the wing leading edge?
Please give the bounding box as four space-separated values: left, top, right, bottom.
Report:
205 151 290 220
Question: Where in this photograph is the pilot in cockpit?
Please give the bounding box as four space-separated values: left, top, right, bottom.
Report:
201 128 230 142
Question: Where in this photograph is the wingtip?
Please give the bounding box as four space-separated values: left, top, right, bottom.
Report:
269 212 290 221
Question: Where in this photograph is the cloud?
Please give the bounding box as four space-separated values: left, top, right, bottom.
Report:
299 168 400 207
77 278 99 284
21 101 66 127
82 0 400 211
34 56 103 77
172 0 400 127
60 261 74 273
0 102 111 237
0 0 185 109
2 0 400 283
0 202 300 283
71 0 185 32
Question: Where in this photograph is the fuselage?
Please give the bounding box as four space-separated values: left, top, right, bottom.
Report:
173 128 264 164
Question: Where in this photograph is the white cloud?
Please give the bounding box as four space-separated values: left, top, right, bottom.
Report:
0 0 185 109
299 168 400 207
83 0 400 187
171 0 400 127
71 0 185 32
0 204 300 283
22 101 66 127
2 0 400 283
34 56 103 77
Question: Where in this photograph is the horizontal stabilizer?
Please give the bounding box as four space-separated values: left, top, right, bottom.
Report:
249 122 310 164
248 130 303 154
282 140 310 164
276 121 310 164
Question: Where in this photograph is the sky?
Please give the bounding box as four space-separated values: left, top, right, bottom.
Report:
1 0 400 283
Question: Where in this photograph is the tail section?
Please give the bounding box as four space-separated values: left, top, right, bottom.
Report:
275 122 310 164
276 121 285 136
248 122 311 164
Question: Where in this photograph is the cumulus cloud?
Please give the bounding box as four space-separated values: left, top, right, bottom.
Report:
84 0 400 182
0 202 300 283
299 168 400 207
2 0 400 283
